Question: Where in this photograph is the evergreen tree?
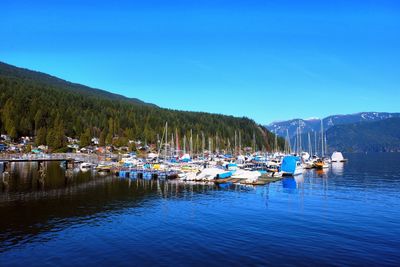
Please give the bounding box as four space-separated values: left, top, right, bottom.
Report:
80 128 91 147
35 127 47 146
99 130 106 146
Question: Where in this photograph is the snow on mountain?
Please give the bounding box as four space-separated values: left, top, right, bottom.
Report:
266 112 400 138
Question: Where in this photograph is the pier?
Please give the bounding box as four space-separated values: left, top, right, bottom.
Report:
0 153 99 173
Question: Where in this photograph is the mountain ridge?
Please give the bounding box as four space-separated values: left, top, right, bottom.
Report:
0 60 280 151
327 118 400 153
266 112 400 138
0 61 156 107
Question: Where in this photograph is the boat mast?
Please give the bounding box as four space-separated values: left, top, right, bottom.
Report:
239 131 242 155
183 135 186 155
234 130 237 156
190 129 193 157
299 120 302 153
314 131 317 156
202 132 205 158
215 133 218 154
165 122 168 160
195 133 199 157
325 133 328 156
171 133 174 158
253 131 256 154
321 119 324 157
286 129 291 154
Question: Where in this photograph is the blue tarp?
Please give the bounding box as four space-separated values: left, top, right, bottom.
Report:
281 156 300 174
217 171 232 179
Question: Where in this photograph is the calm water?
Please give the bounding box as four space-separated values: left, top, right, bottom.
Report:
1 153 400 266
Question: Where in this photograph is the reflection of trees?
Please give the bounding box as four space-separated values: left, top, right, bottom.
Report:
0 163 242 253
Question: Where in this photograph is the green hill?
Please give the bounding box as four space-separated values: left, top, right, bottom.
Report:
327 118 400 152
0 61 280 151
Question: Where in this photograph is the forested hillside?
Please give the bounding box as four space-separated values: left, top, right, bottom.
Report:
326 118 400 153
0 61 281 151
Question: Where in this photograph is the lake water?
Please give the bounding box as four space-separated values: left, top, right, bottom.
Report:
1 153 400 266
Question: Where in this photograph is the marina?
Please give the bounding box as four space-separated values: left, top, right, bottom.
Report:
1 147 347 188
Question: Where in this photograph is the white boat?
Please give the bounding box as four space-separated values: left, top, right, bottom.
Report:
80 162 92 172
195 168 230 181
331 151 347 162
231 169 261 182
178 172 197 181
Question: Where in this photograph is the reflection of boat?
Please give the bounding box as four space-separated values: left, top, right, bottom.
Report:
282 175 304 190
294 174 304 184
95 164 112 173
314 160 324 169
315 169 327 177
331 162 344 176
282 177 297 189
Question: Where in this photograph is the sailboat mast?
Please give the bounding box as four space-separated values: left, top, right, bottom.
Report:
321 119 324 157
253 131 256 153
299 120 302 153
171 133 174 158
325 133 328 156
190 129 193 157
183 135 186 154
314 131 317 156
202 132 205 158
165 122 168 160
239 131 242 155
195 133 199 157
234 130 237 156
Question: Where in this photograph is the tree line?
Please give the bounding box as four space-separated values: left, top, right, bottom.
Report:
0 62 284 152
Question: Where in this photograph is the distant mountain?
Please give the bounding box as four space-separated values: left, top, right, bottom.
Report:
266 112 400 138
327 118 400 153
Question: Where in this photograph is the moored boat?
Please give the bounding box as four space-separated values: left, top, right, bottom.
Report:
281 156 302 176
331 151 347 162
80 162 92 172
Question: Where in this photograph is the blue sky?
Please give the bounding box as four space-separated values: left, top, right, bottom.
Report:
1 0 399 124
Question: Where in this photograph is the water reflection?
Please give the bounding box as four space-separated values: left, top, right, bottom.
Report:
1 154 400 266
2 162 259 252
331 162 345 176
282 175 304 190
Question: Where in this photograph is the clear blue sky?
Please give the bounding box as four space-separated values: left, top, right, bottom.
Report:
1 0 399 124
